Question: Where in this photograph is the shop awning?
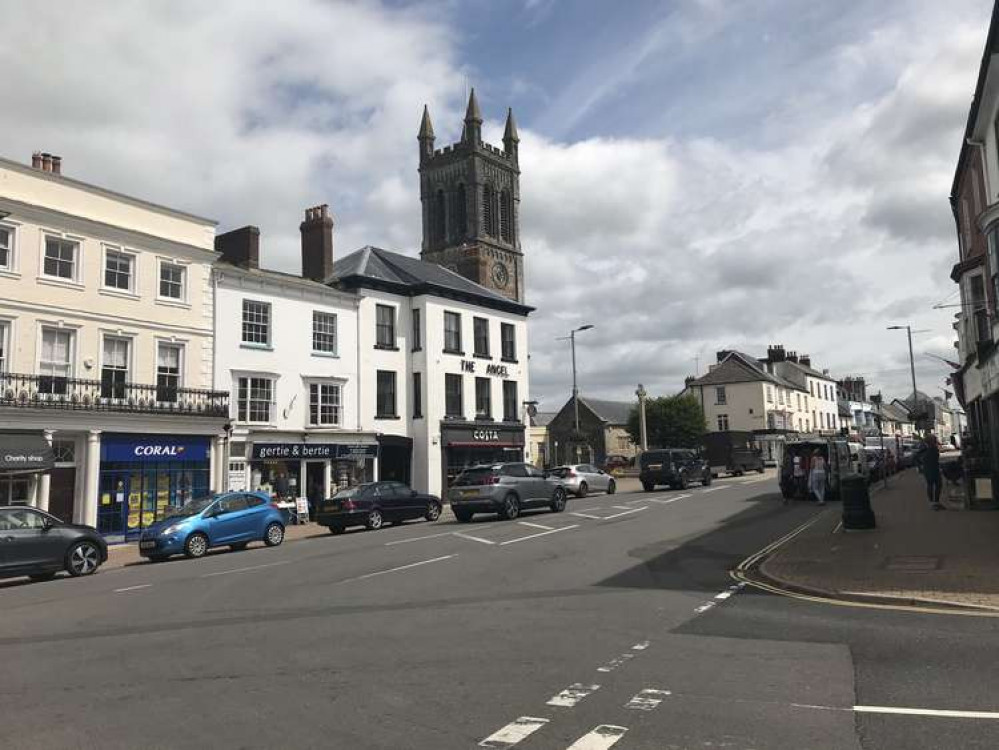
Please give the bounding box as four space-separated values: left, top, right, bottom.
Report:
0 432 55 473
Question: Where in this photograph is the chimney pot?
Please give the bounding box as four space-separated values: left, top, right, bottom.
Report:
51 156 62 175
41 153 53 172
31 152 42 169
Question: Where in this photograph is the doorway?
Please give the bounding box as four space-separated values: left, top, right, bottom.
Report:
305 461 326 520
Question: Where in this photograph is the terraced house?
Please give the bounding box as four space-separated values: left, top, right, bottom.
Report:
0 153 228 539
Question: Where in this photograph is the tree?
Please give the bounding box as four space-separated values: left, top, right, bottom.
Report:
626 393 706 449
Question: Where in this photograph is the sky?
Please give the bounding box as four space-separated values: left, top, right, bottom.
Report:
0 0 992 412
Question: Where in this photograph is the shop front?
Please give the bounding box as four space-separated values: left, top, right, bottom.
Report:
441 422 525 489
97 434 211 539
0 431 55 506
248 442 378 502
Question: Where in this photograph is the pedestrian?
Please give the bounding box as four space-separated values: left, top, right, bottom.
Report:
792 454 805 500
808 449 827 506
921 433 943 510
307 480 322 522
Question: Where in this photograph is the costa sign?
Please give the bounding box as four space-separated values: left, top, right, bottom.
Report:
472 430 500 442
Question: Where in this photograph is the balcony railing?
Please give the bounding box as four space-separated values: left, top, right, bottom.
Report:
0 371 229 417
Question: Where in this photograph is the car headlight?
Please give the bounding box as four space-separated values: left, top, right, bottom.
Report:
161 523 183 536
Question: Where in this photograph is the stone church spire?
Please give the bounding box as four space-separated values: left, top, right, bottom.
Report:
418 105 435 162
503 107 519 160
463 88 483 144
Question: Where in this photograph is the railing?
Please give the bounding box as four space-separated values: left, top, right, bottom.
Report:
0 371 229 417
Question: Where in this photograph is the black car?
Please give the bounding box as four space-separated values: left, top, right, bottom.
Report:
638 449 711 491
317 481 442 534
0 506 108 581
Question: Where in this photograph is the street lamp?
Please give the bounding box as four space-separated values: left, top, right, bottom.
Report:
635 384 649 452
887 325 919 405
557 324 594 461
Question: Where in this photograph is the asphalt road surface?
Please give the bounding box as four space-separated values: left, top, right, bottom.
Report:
2 471 996 750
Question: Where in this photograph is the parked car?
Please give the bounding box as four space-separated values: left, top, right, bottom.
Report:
0 506 108 581
449 462 567 521
603 454 632 471
547 464 616 497
317 481 442 534
638 449 711 491
139 491 286 561
702 431 765 477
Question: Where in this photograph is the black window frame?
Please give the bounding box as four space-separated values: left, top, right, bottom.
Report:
375 305 396 349
444 311 463 354
412 308 422 352
502 380 518 423
376 370 397 419
445 373 463 418
473 317 490 358
501 323 517 362
413 372 423 419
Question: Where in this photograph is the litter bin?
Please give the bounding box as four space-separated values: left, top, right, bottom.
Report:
841 474 876 530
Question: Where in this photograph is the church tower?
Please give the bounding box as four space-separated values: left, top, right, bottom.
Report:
418 90 524 303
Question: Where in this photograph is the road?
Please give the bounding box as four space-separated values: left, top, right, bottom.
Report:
2 471 997 749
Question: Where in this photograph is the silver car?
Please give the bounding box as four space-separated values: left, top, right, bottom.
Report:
448 463 568 522
548 464 616 498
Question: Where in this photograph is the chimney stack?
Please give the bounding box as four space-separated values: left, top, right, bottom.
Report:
51 156 62 175
799 354 811 368
215 226 260 270
300 204 334 282
767 344 786 363
31 152 42 169
31 152 63 174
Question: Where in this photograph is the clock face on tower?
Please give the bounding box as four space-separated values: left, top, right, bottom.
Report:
491 261 510 289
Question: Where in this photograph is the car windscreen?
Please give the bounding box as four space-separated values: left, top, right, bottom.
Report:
456 467 498 485
333 487 363 499
167 496 217 517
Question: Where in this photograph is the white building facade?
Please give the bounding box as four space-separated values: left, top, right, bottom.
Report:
0 153 228 539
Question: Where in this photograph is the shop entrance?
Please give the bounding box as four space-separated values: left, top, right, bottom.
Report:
305 461 326 519
97 462 208 538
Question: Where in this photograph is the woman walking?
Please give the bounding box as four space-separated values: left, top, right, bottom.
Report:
808 449 827 506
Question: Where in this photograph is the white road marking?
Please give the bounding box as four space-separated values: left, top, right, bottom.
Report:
340 554 455 583
200 560 291 578
570 512 603 520
114 584 152 593
715 582 746 600
597 653 635 672
631 641 650 651
601 507 647 520
625 688 671 711
452 532 497 545
384 530 456 546
546 683 601 707
646 495 688 505
853 705 999 719
566 724 628 749
518 521 555 531
499 524 579 546
694 602 717 614
700 486 728 493
479 717 549 747
612 505 635 510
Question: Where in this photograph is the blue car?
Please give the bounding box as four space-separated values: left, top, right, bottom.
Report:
138 491 286 561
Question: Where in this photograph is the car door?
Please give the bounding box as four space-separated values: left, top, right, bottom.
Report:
388 482 418 518
211 494 252 544
502 463 532 503
0 508 61 573
243 493 270 537
585 464 609 492
524 464 551 503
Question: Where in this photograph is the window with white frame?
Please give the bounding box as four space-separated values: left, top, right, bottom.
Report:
308 382 342 426
765 385 773 403
43 236 78 281
312 312 337 354
241 300 271 345
159 262 186 300
0 321 8 372
103 249 134 292
237 377 273 423
715 386 727 405
101 337 130 399
39 327 73 394
156 343 183 402
0 225 13 271
717 414 730 431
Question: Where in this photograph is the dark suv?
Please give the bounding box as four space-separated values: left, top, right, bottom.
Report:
639 449 711 491
448 462 567 522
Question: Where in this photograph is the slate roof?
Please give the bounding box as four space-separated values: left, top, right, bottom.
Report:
880 403 913 423
690 351 801 391
531 411 556 428
775 359 835 385
334 245 533 315
579 398 634 426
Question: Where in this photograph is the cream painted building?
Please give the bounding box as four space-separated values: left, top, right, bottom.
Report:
0 153 228 539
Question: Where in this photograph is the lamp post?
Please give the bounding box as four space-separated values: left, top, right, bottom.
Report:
636 383 648 452
558 324 594 461
887 325 919 405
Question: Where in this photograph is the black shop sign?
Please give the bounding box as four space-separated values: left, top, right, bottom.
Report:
251 443 379 460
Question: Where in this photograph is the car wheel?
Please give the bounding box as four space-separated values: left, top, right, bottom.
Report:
29 571 57 582
230 542 249 552
757 466 765 474
550 487 567 513
577 482 588 499
264 522 285 546
607 479 616 495
65 541 102 576
702 473 711 487
329 524 345 535
184 532 210 559
425 501 442 522
678 475 688 491
365 509 384 530
642 481 654 492
453 508 473 523
499 493 520 520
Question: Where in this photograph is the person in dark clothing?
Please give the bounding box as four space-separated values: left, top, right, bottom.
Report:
307 481 323 522
920 434 942 510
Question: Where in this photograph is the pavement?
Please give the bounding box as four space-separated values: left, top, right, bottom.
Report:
755 465 999 611
4 468 999 750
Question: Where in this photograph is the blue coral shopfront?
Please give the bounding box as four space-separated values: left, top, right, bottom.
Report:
96 434 212 540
